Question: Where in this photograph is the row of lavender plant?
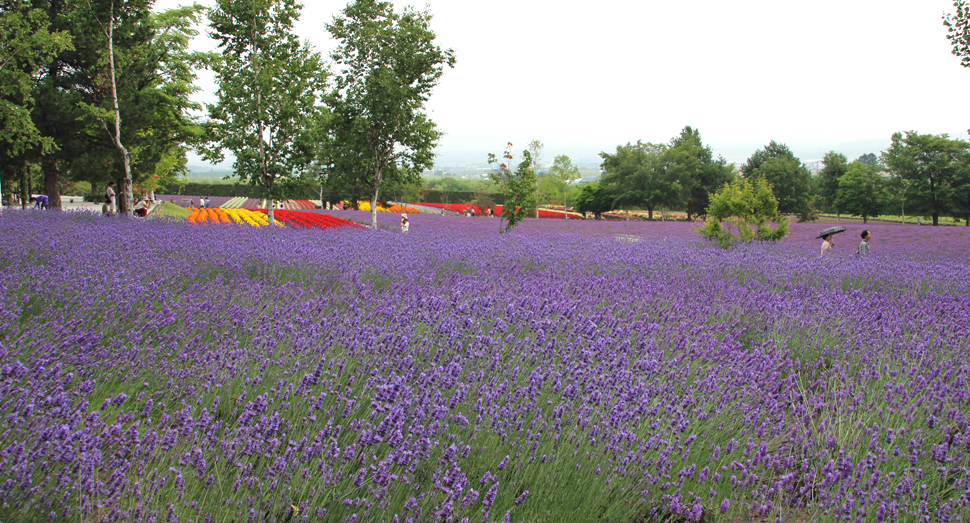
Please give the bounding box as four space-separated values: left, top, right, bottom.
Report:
0 211 968 522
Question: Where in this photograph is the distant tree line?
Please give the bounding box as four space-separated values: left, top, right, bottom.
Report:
567 126 970 226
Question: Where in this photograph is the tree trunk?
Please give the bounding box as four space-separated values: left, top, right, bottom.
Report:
370 166 381 229
42 156 62 210
932 213 939 226
105 0 133 216
20 164 29 209
647 207 653 220
0 171 9 208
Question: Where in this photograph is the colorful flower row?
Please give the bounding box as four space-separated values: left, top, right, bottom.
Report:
292 199 317 210
187 208 276 227
249 209 362 229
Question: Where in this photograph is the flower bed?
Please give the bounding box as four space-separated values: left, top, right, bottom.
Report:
188 208 275 227
250 208 362 229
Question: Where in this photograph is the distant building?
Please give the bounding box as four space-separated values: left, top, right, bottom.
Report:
575 175 601 185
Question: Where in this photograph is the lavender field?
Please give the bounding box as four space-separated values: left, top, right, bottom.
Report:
1 212 969 523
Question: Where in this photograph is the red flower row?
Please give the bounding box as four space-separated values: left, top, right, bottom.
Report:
249 209 362 229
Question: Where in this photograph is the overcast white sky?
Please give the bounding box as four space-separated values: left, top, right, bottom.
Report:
155 0 970 166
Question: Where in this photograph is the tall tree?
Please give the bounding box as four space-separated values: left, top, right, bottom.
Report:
527 139 543 217
527 139 544 173
600 140 677 219
75 0 202 214
546 154 581 218
201 0 326 225
0 1 72 208
0 2 72 162
835 161 887 224
952 160 970 226
818 151 848 216
326 0 455 229
662 126 734 220
741 140 812 220
881 131 969 226
574 181 612 219
28 0 106 210
488 144 537 232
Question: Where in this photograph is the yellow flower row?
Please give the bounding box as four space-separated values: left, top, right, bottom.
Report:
187 208 283 227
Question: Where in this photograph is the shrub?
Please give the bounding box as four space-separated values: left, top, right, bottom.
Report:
699 177 788 247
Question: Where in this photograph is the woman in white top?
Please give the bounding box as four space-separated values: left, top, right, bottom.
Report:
400 213 409 233
820 234 835 255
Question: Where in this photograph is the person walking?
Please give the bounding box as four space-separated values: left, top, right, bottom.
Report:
857 230 871 257
820 233 835 256
105 182 116 213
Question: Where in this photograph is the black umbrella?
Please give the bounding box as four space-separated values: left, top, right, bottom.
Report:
816 226 847 239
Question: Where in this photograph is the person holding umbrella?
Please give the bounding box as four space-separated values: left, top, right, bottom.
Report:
817 226 846 256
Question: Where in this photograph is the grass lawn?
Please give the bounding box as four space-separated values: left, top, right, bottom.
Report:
156 200 192 219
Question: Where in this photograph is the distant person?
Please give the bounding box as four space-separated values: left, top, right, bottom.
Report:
917 218 923 226
30 195 49 209
820 233 835 256
189 197 194 207
101 199 113 216
105 182 116 213
401 213 409 233
857 230 871 257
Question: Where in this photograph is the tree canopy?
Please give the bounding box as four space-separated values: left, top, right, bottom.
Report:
662 126 734 220
545 154 581 218
881 131 970 226
324 0 455 229
200 0 326 225
741 140 812 220
574 182 612 219
0 2 72 161
835 161 887 224
599 141 677 219
818 151 848 215
488 144 537 232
